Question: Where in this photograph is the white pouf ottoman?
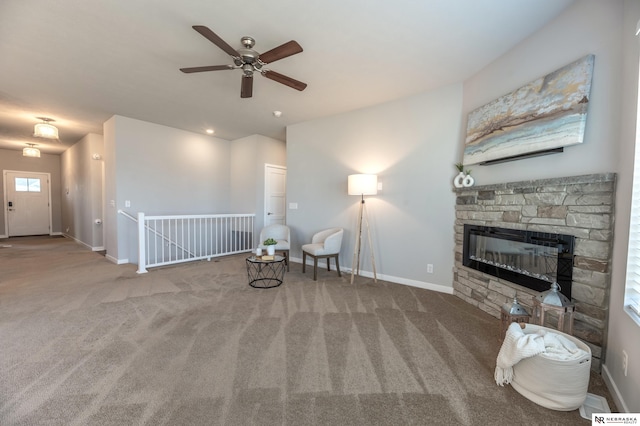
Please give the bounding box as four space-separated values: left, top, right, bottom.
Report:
510 324 591 411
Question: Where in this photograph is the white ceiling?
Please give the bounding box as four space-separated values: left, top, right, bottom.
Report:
0 0 574 155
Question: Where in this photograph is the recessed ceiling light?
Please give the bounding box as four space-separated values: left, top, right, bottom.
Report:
273 111 282 118
206 129 215 134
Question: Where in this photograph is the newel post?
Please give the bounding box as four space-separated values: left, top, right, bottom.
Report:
137 212 147 274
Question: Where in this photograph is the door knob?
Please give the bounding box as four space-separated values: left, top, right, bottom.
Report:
267 212 273 215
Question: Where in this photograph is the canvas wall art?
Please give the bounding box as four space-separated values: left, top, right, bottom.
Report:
463 54 594 166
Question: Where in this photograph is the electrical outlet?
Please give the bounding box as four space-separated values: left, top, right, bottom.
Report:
427 264 433 273
623 350 628 376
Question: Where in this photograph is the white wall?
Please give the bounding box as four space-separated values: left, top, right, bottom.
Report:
103 117 118 260
606 0 640 413
230 135 259 215
287 84 463 291
61 133 104 249
230 134 286 245
462 0 639 411
462 0 622 185
104 115 232 263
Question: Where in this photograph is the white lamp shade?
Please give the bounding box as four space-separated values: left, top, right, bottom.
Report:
34 123 59 139
23 146 41 157
348 174 378 196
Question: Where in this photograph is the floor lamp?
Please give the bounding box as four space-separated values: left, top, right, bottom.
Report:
348 174 378 284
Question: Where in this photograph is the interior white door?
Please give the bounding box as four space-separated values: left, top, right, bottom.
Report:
5 171 51 236
264 165 286 226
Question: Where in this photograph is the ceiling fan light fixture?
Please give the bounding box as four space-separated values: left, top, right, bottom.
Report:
242 63 254 76
241 36 255 49
180 26 306 98
34 117 59 139
23 143 41 158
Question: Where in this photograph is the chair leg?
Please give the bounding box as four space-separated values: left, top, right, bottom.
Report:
302 252 307 273
283 250 290 272
313 257 318 281
335 255 341 277
327 258 331 271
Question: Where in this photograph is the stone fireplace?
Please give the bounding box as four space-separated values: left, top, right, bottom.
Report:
453 173 615 369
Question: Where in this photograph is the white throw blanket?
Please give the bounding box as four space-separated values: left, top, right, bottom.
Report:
494 322 587 386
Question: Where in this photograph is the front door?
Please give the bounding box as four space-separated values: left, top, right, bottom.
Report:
5 171 51 236
264 165 286 226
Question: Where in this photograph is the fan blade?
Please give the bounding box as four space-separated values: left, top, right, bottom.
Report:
180 65 233 73
241 75 253 98
258 40 303 64
263 70 307 91
192 25 239 57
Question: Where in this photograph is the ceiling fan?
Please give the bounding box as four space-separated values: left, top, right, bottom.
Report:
180 25 307 98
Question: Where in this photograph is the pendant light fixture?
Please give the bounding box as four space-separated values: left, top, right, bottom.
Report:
33 117 59 139
23 143 41 158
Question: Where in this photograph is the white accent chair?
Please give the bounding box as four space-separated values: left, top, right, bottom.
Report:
302 228 343 281
259 224 290 271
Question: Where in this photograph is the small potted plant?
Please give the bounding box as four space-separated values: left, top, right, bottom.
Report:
263 238 278 256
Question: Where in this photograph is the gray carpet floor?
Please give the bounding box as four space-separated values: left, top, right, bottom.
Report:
0 236 614 425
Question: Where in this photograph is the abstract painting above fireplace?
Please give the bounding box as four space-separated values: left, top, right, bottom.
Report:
463 54 594 166
463 224 575 299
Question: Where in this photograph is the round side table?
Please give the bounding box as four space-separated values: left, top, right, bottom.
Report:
246 255 286 288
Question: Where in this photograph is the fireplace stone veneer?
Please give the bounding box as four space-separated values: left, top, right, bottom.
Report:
453 173 615 369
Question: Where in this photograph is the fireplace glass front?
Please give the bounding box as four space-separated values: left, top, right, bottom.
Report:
463 225 575 299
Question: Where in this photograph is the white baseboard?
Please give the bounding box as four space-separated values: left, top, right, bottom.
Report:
1 233 62 238
290 256 454 295
63 233 104 252
105 254 128 265
64 233 88 249
602 363 629 412
1 233 60 239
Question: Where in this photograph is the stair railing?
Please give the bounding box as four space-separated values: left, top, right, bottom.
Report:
119 210 255 273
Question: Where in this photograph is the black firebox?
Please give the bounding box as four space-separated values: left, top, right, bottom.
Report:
462 224 575 300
